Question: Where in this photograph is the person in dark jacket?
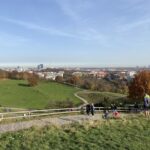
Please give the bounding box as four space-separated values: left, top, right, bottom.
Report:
134 102 139 113
103 109 109 119
111 104 117 112
90 103 95 116
86 104 91 115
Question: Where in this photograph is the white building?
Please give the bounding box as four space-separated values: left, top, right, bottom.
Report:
36 71 64 80
57 71 64 77
72 72 83 77
36 72 45 78
128 71 137 78
16 66 24 72
45 71 64 80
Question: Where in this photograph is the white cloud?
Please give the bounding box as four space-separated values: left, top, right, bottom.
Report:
56 0 80 21
0 16 106 42
116 18 150 32
0 17 77 38
55 0 94 22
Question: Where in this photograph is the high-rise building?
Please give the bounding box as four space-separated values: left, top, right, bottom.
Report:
37 64 44 70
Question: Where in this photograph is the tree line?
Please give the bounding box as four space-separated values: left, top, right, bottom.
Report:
0 70 38 86
1 69 150 101
58 70 150 102
56 74 128 94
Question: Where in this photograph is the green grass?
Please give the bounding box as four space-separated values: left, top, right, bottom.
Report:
0 117 149 150
0 80 82 109
78 91 127 106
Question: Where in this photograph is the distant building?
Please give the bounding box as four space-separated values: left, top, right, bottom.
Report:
72 72 83 77
37 64 44 70
16 66 23 72
89 71 97 77
57 71 64 77
97 71 107 78
128 71 137 78
36 72 45 78
89 71 107 78
119 71 128 79
45 72 56 80
44 71 64 80
27 71 33 74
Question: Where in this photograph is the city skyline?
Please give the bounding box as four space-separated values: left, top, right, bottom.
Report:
0 62 150 68
0 0 150 67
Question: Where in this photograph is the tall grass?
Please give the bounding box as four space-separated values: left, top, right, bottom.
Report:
0 117 149 150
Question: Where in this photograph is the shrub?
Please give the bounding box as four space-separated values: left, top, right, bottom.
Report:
27 74 39 87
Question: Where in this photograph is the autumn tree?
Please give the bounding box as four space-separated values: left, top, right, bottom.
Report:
22 72 31 80
128 71 150 100
55 76 63 83
67 75 81 85
0 70 8 79
9 71 23 80
27 74 39 87
82 79 95 90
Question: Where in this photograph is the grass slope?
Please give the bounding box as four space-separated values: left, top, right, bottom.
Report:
78 91 127 106
0 80 81 109
0 117 149 150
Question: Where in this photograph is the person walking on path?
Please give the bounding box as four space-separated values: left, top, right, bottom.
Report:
144 93 150 117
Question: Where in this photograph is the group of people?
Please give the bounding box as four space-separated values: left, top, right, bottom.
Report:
86 103 95 116
85 103 120 119
103 104 120 119
85 93 150 118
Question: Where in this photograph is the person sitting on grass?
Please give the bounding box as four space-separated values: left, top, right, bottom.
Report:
113 110 120 119
102 109 109 119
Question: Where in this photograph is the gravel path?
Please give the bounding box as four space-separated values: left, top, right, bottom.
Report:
0 114 102 134
74 91 88 107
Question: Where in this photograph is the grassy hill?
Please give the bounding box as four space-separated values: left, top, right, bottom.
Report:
0 80 82 109
78 91 127 106
0 116 149 150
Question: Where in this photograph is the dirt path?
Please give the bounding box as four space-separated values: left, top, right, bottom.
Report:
0 114 102 134
74 91 88 107
74 90 126 108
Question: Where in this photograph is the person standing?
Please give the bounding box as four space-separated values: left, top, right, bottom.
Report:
90 103 95 116
144 93 150 117
103 109 109 119
86 104 91 115
134 102 139 113
111 103 117 112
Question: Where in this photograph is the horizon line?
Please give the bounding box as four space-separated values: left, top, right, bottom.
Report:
0 62 149 68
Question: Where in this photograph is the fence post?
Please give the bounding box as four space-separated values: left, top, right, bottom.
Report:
28 111 31 118
0 114 4 121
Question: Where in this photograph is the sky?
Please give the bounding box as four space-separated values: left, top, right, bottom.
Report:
0 0 150 67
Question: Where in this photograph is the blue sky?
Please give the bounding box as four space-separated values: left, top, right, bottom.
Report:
0 0 150 67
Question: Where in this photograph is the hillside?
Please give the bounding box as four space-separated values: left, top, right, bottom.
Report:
77 91 127 106
0 116 149 150
0 80 82 109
